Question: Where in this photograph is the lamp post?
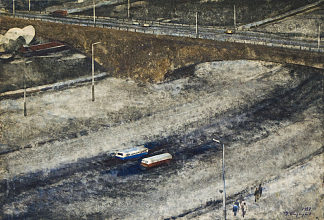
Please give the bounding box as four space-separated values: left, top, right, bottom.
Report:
93 0 96 26
127 0 130 19
12 0 15 17
29 0 30 12
234 5 236 30
24 61 32 116
91 42 101 102
318 24 321 50
213 138 226 220
195 12 198 38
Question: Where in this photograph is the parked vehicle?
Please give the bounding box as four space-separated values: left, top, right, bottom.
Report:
115 146 148 160
140 153 172 168
49 10 68 17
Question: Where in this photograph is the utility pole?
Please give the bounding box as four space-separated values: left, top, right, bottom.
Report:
93 0 96 26
222 141 226 220
23 68 27 116
91 42 101 102
29 0 30 11
23 61 32 116
13 0 15 17
234 5 236 30
127 0 130 19
213 139 226 220
318 24 321 50
196 12 198 38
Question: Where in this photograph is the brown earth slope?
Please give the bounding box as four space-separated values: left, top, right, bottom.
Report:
1 16 324 83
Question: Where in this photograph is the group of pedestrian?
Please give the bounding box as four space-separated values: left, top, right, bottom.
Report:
232 184 263 218
232 196 248 218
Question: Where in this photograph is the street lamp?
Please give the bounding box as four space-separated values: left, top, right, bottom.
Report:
93 0 96 26
213 138 226 220
91 42 101 101
12 0 15 17
318 24 321 50
29 0 30 12
23 61 32 116
127 0 130 19
195 12 198 38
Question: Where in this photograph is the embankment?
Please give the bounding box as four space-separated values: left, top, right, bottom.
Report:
1 16 324 82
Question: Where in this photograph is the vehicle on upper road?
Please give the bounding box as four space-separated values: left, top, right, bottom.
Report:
140 153 172 169
49 10 68 17
115 146 148 160
225 29 235 34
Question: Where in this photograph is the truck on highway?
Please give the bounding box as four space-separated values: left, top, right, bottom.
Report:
115 146 148 160
140 153 172 169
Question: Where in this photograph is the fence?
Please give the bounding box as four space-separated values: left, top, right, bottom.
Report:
2 12 323 53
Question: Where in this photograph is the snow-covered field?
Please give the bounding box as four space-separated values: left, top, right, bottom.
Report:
0 60 323 219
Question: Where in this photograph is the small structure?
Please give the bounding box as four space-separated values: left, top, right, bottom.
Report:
19 41 68 57
140 153 172 168
115 146 148 160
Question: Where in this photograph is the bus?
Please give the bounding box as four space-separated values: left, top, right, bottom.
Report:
115 146 148 160
140 153 172 169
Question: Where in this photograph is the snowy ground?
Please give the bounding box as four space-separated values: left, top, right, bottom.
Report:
255 4 324 41
0 60 323 219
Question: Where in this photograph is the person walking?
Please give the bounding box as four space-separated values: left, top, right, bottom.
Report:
234 200 240 211
241 201 248 218
254 187 260 202
259 184 263 198
233 202 239 216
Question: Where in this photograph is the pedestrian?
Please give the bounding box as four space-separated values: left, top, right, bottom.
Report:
259 184 263 198
254 187 260 202
233 202 239 216
234 199 240 212
241 201 248 218
239 195 244 204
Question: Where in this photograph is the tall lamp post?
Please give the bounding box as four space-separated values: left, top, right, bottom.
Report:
29 0 30 12
213 138 226 220
12 0 15 17
24 61 32 116
93 0 96 26
318 24 321 50
127 0 130 19
195 12 198 38
234 5 236 30
91 42 101 102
